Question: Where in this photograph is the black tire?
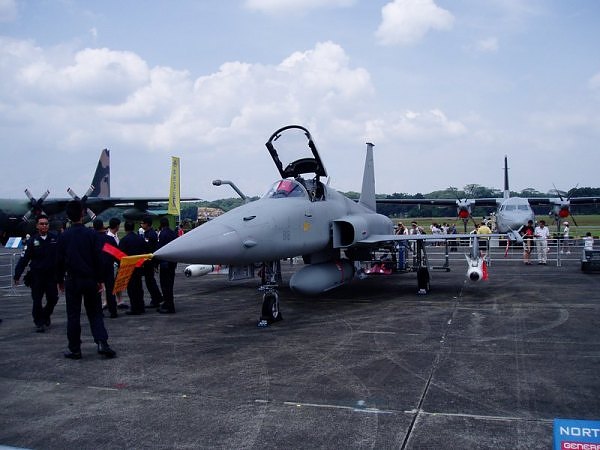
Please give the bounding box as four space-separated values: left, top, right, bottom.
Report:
261 292 282 323
417 267 430 291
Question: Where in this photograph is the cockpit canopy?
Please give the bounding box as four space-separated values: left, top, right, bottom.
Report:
266 125 327 180
263 179 308 199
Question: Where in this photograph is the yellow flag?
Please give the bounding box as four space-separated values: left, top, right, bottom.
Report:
113 254 153 294
168 156 180 215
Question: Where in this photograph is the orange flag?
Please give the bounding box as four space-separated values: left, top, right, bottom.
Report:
113 254 153 294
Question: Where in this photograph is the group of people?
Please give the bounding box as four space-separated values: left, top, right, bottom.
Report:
520 219 594 265
13 199 180 360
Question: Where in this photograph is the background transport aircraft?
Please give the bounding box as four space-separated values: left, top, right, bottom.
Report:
0 150 197 243
154 125 490 326
377 156 600 238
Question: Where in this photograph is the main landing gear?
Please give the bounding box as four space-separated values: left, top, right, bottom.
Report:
257 261 283 328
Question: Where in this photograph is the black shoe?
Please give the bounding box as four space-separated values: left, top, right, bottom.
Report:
147 302 161 309
36 325 45 333
109 312 118 318
158 307 175 314
117 303 129 310
97 341 116 358
125 310 144 316
44 317 51 327
64 349 82 360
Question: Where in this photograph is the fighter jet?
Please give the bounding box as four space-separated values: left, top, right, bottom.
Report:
0 150 197 243
154 125 489 326
377 156 600 239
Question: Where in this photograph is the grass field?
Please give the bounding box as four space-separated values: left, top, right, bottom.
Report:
392 215 600 238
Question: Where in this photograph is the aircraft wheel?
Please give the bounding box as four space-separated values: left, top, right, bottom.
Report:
261 291 282 323
417 267 430 293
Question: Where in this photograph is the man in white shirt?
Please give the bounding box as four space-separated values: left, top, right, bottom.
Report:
534 220 551 264
561 221 571 254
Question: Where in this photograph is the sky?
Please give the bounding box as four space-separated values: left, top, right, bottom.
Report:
1 0 599 201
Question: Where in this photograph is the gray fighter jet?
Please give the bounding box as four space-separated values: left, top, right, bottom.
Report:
154 125 488 325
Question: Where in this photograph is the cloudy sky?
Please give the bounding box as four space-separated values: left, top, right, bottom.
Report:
1 0 599 201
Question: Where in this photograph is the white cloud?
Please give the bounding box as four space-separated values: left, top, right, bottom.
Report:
375 0 454 46
0 0 17 22
245 0 355 14
589 71 600 91
475 37 499 53
0 36 471 198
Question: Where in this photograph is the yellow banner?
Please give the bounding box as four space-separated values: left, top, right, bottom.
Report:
113 254 152 294
167 156 180 215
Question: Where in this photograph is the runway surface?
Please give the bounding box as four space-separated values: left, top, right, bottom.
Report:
1 251 599 449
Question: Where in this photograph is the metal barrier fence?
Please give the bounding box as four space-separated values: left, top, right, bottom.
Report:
0 252 25 296
424 236 587 267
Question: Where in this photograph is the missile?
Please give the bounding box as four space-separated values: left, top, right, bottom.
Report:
290 259 355 296
465 256 484 282
184 264 215 278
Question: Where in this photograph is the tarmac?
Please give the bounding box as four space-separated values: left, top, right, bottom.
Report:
1 246 599 449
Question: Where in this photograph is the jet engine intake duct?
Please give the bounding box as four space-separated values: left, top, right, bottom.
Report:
290 259 355 296
333 214 392 248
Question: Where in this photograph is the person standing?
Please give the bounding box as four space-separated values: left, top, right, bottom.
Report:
93 219 119 318
521 220 535 265
140 216 163 309
13 214 59 333
107 217 128 310
156 217 178 314
583 232 594 251
534 220 551 264
56 200 116 359
561 221 571 254
119 221 147 315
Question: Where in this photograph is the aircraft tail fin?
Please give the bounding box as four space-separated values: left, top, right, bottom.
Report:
358 142 376 211
167 156 181 216
503 155 509 200
89 149 110 198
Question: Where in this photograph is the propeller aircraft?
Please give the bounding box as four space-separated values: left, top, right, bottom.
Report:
377 156 600 239
154 125 491 326
0 150 197 243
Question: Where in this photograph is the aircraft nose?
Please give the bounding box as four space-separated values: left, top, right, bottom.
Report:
153 223 241 264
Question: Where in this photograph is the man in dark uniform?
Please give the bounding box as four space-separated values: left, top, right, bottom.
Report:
119 221 147 315
14 214 59 332
56 200 116 359
93 219 119 318
140 216 163 309
156 217 178 314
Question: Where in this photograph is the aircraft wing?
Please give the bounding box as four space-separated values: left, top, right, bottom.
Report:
376 198 501 207
524 197 600 206
353 233 484 245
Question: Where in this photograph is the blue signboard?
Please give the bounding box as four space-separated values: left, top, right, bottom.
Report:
554 418 600 450
4 237 22 249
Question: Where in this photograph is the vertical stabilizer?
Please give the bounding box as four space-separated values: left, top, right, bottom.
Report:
358 142 376 211
89 149 110 198
503 155 509 200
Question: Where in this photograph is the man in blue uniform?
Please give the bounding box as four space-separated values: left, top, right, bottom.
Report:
140 216 163 309
56 200 116 359
156 217 178 314
119 221 147 315
14 214 59 332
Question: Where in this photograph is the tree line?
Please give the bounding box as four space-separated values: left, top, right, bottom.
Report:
117 185 600 223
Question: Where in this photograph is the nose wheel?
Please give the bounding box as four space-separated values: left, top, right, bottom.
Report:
258 287 283 327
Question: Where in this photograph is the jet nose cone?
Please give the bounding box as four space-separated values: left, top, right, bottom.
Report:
153 223 240 264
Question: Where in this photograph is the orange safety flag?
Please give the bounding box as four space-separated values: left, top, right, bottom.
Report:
113 254 153 294
102 243 127 261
